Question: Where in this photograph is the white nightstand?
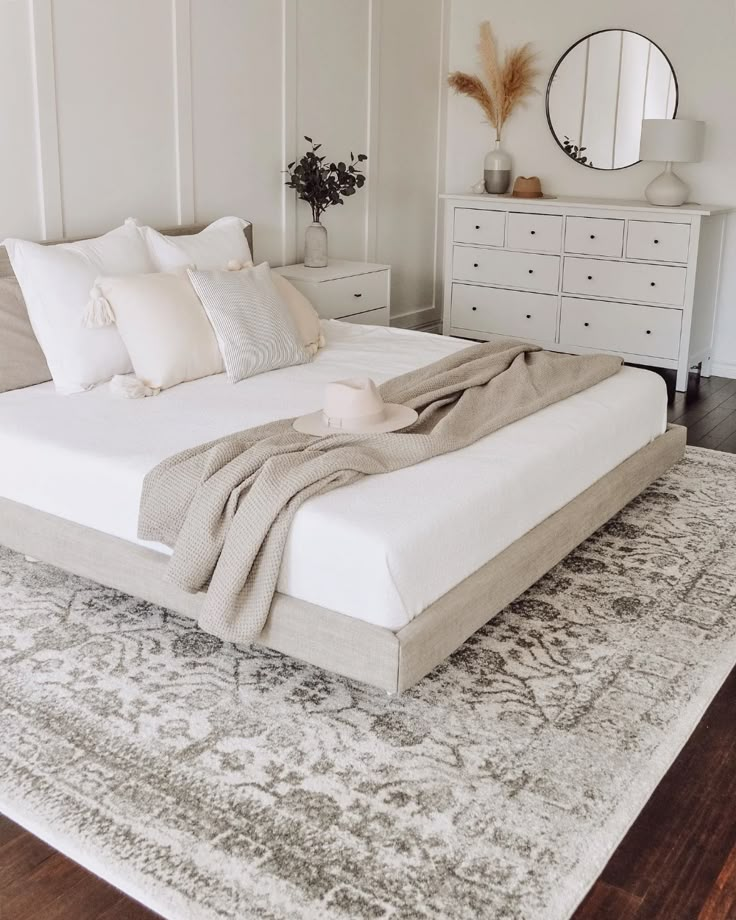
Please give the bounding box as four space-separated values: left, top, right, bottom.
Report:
273 260 391 326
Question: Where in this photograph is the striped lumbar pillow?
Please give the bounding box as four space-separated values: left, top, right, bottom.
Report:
188 262 312 383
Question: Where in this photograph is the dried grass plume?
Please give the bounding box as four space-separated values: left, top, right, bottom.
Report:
448 21 540 140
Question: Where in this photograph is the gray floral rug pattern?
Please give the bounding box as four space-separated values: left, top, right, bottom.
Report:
1 446 736 920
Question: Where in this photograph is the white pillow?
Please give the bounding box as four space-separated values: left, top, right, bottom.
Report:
142 216 252 271
3 220 152 393
188 262 311 383
93 271 224 391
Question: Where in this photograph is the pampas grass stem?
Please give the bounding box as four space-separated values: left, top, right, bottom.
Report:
448 21 540 140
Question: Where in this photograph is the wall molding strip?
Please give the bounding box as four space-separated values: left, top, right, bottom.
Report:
29 0 63 240
280 0 298 266
172 0 195 225
431 0 450 320
363 0 381 262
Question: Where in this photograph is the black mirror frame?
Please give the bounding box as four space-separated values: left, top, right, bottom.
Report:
545 29 679 171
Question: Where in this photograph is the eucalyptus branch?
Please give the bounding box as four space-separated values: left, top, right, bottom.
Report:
285 138 367 223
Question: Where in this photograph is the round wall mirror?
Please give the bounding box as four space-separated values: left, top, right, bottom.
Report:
546 30 678 170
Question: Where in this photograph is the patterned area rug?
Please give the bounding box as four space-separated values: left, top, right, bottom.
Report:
2 446 736 920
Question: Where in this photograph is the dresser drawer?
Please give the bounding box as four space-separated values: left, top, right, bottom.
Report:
565 217 624 257
563 257 686 306
451 284 557 340
560 297 682 359
453 208 506 247
626 221 691 263
453 246 560 293
507 212 562 253
303 269 389 320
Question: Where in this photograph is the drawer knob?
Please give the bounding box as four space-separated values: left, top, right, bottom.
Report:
587 275 593 281
530 230 536 235
473 262 479 268
353 293 362 298
654 239 660 244
646 329 652 334
584 322 590 327
472 306 477 311
590 234 596 240
525 314 532 319
475 225 480 230
528 269 534 274
650 282 656 287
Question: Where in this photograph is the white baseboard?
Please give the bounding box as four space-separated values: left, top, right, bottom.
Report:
390 305 440 330
711 361 736 380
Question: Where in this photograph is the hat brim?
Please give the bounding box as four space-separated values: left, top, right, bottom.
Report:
293 403 418 436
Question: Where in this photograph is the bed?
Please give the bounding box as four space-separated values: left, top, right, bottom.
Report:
0 223 686 693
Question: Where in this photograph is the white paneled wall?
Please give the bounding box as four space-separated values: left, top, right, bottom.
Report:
0 0 445 324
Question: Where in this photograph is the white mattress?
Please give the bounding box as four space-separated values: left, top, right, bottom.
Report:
0 321 667 631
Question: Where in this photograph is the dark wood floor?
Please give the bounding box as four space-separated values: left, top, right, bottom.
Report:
2 370 736 920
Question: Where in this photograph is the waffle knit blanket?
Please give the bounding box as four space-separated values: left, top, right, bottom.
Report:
138 340 622 642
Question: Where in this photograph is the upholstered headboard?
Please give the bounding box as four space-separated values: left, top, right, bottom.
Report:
0 221 254 282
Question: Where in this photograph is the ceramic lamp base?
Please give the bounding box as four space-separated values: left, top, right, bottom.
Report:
644 162 689 207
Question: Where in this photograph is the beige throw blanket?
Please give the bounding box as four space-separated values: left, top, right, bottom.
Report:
138 341 622 643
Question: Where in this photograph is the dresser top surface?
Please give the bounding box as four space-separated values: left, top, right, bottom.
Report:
441 193 732 217
273 260 390 283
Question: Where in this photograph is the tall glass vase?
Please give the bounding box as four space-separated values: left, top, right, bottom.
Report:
304 221 328 268
484 140 512 195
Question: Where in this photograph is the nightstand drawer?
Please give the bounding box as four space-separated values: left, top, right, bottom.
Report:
308 270 389 320
507 212 562 253
452 284 557 340
338 307 389 326
563 257 686 306
565 217 625 257
560 297 682 359
626 221 691 263
453 246 560 293
454 207 506 247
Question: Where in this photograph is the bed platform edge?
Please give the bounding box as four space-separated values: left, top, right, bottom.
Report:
0 425 686 695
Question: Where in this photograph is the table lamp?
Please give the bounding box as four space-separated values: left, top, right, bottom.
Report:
639 119 705 207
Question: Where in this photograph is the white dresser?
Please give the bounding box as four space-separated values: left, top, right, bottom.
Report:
441 195 729 390
274 260 391 326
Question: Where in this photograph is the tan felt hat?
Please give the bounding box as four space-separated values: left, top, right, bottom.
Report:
511 176 544 198
293 377 418 436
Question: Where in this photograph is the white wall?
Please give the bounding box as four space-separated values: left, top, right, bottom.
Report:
0 0 445 324
445 0 736 372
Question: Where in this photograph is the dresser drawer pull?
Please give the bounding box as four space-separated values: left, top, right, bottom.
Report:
528 269 534 274
650 282 656 287
473 262 479 268
590 234 596 240
587 275 593 280
584 322 590 327
475 224 480 230
472 306 477 311
530 230 536 235
353 293 363 298
654 239 659 244
646 329 652 334
526 314 532 319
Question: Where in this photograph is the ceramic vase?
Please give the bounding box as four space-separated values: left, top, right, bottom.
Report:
304 221 328 268
484 140 512 195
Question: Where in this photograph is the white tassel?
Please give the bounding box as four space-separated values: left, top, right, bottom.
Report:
83 285 116 328
317 333 326 348
109 374 160 399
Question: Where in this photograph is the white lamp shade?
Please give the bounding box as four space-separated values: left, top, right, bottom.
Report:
639 119 705 163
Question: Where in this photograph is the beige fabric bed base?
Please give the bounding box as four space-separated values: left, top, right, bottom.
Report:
0 425 685 694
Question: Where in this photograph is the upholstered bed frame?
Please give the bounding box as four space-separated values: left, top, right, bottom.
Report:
0 222 686 694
